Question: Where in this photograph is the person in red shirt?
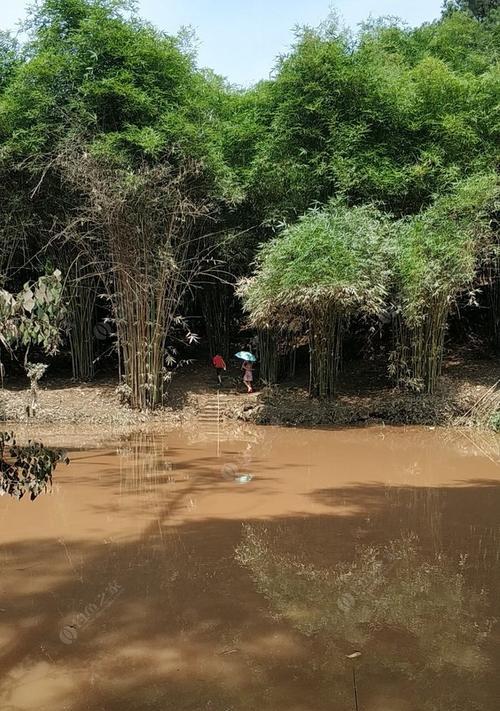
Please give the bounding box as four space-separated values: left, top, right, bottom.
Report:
212 354 226 386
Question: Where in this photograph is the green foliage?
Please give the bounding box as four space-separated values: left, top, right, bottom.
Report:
240 201 392 327
395 172 499 326
0 270 65 356
390 172 499 392
443 0 500 21
0 0 240 199
241 174 498 396
0 32 19 91
248 12 499 219
240 201 393 398
0 430 69 500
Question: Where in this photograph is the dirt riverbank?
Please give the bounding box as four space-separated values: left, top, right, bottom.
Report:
1 356 499 431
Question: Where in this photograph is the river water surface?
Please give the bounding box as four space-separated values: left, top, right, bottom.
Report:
0 423 499 711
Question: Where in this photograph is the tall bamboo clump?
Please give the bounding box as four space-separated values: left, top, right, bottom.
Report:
258 327 299 385
238 202 392 398
61 152 216 410
258 328 279 385
391 173 499 394
63 254 98 381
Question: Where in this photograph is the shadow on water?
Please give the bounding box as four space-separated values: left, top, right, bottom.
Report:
0 425 499 710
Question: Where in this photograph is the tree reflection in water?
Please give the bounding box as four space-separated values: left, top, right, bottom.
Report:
236 527 496 710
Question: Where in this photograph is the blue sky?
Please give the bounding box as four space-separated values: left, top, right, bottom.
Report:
2 1 444 85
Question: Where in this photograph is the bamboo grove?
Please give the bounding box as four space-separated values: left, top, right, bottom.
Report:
0 0 499 407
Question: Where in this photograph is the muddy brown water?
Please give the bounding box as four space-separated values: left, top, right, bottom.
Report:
0 423 499 711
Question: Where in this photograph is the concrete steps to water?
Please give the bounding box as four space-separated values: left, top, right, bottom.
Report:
197 393 228 431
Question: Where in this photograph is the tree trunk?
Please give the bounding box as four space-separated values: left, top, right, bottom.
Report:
115 279 167 411
309 305 343 399
65 257 98 382
259 328 279 385
392 300 448 394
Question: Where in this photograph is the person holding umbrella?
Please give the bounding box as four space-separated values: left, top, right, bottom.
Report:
235 350 256 394
242 360 254 393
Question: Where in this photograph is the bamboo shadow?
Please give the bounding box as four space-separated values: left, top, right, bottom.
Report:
0 476 499 710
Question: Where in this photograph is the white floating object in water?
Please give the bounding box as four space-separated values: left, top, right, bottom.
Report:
346 651 362 659
234 474 252 484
